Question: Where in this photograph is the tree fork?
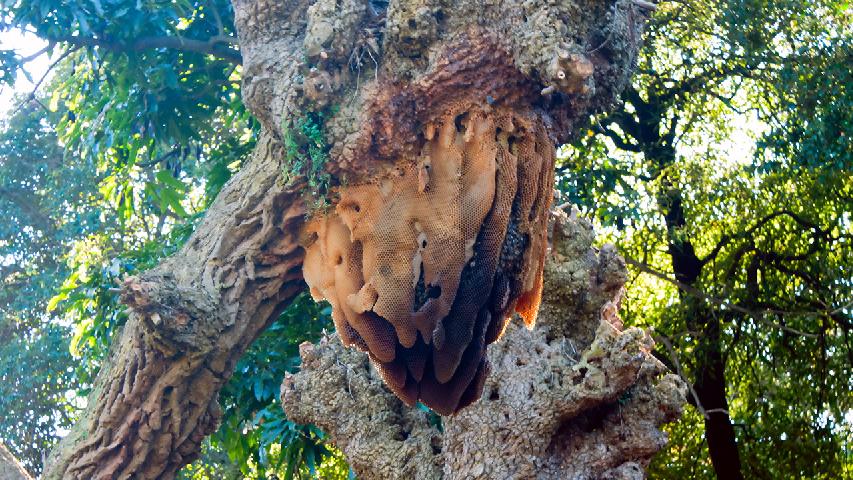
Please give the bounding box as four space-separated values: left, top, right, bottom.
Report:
658 171 744 479
45 1 658 477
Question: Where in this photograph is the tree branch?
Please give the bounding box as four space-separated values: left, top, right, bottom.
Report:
8 45 82 117
701 209 826 265
658 63 751 106
16 44 52 64
593 121 642 152
47 34 242 65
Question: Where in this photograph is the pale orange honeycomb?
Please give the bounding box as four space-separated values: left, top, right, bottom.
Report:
302 107 555 415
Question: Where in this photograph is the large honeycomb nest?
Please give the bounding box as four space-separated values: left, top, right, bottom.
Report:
302 107 555 415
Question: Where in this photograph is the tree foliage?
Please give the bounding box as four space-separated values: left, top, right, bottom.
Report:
0 0 850 478
0 102 96 473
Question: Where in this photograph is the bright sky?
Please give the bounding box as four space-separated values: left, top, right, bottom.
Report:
0 29 50 118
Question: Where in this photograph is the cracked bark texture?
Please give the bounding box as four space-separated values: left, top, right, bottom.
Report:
282 211 687 479
44 0 659 478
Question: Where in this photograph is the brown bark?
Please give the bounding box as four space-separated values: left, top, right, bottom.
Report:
44 0 660 477
44 138 308 479
283 211 687 479
694 319 744 480
656 138 744 480
662 181 743 480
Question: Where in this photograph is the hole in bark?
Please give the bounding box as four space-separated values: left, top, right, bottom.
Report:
573 401 616 433
434 9 445 22
547 400 621 460
408 18 417 28
489 388 500 400
515 357 525 366
573 367 588 385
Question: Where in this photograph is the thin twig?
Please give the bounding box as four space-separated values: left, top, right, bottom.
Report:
47 33 242 64
10 45 82 117
654 332 707 418
17 44 52 64
30 46 80 94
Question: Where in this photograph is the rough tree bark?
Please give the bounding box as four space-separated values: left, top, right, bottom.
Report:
44 0 669 478
284 211 687 479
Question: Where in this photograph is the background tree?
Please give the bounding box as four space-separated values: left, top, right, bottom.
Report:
0 103 91 474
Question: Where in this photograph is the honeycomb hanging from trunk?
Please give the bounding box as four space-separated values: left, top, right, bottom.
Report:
302 107 554 415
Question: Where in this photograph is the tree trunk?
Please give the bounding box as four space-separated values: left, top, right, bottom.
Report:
694 318 744 480
622 84 744 480
45 0 663 478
